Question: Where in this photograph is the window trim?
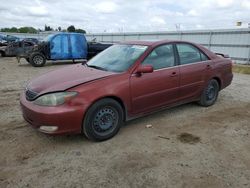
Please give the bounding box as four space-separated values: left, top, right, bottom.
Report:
174 43 210 66
140 43 178 70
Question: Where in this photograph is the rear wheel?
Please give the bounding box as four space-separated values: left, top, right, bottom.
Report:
83 98 124 141
29 52 46 67
199 79 219 107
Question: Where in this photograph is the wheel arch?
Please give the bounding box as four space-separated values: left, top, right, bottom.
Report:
94 96 127 120
212 77 221 90
81 95 127 133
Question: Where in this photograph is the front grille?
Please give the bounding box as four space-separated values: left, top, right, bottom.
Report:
25 89 38 101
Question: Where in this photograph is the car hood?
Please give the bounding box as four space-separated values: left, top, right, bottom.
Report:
27 64 116 95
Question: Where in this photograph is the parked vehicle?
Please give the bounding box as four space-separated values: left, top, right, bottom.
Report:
21 33 111 67
0 34 19 43
87 41 113 59
22 38 40 44
20 40 233 141
1 41 36 57
0 41 8 47
22 33 88 67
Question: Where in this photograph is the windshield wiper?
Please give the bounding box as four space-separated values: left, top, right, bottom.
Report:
86 64 108 71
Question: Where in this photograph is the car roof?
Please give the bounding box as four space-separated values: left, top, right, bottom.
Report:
120 39 172 46
119 39 203 47
119 39 218 59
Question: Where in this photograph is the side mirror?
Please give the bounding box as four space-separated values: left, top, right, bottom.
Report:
136 65 153 74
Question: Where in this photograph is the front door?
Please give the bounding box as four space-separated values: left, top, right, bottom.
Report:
130 44 180 114
50 34 70 60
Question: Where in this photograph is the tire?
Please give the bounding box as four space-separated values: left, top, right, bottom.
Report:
199 79 219 107
83 98 124 141
29 52 46 67
25 58 30 63
0 51 5 57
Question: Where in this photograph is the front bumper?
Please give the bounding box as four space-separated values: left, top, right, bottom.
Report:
20 93 86 135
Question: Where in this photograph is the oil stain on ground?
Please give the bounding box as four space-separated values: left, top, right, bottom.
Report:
178 133 200 144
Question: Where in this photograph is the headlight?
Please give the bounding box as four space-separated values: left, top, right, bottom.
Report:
34 92 77 106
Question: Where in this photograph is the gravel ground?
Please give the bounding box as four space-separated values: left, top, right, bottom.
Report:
0 57 250 188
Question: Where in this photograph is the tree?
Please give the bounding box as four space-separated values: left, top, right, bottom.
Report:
0 27 18 32
9 27 18 32
58 26 62 31
44 25 53 31
75 29 86 34
67 25 76 32
1 27 37 33
19 27 37 33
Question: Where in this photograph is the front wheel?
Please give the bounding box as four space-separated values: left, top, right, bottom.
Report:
0 51 5 57
199 79 219 107
83 98 124 141
29 52 46 67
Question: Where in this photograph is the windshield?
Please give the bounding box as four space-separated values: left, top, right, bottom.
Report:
86 44 148 72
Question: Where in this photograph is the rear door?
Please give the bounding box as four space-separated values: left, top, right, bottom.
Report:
130 44 180 114
70 34 87 59
176 43 210 100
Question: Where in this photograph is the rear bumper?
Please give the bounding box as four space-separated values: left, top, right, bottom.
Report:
20 93 86 135
222 73 233 90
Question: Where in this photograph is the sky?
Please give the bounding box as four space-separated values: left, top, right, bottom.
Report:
0 0 249 33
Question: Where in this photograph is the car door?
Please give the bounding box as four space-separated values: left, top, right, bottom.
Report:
22 42 33 54
176 43 210 100
70 34 87 59
50 34 70 60
130 44 180 114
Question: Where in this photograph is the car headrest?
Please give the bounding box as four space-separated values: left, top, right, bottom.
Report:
155 46 172 56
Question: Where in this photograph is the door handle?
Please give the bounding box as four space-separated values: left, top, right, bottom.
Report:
206 64 211 69
170 72 177 77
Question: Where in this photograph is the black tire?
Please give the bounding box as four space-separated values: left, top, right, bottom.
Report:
0 51 5 57
199 79 219 107
83 98 124 141
25 58 30 63
29 52 46 67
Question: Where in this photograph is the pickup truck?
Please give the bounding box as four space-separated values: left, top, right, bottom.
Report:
21 33 112 67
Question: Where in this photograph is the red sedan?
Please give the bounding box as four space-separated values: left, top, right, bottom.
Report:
20 40 233 141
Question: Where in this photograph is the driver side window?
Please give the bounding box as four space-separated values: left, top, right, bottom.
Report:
142 44 175 70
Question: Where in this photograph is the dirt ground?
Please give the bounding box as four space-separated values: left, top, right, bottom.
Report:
0 57 250 188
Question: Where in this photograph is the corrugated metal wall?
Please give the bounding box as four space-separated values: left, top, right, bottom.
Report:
1 29 250 64
85 29 250 64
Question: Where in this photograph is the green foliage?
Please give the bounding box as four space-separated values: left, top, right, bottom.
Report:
1 27 18 32
44 25 53 31
75 29 86 34
0 27 37 33
0 25 86 34
19 27 37 33
233 64 250 74
67 25 76 32
67 25 86 33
